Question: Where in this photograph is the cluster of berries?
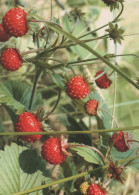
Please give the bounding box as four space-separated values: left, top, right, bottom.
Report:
66 71 112 117
0 7 28 71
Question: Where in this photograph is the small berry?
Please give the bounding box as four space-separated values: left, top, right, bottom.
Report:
80 182 89 195
41 137 67 165
87 184 106 195
95 70 112 89
15 112 43 142
0 48 22 71
85 99 98 116
2 7 28 37
66 75 90 99
0 23 10 42
111 131 132 152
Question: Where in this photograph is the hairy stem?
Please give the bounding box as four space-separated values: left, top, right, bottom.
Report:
0 126 139 136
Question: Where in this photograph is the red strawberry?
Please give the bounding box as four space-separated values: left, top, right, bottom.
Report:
2 7 28 37
0 23 10 42
41 137 67 165
66 75 90 99
85 99 98 116
87 184 106 195
95 70 112 89
0 48 22 71
15 112 43 142
111 131 133 152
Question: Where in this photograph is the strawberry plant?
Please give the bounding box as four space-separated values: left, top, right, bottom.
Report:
0 0 139 194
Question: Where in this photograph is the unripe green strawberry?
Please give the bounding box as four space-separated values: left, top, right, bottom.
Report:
80 182 89 194
15 112 43 142
0 23 10 42
41 137 67 165
2 7 28 37
66 75 90 99
0 48 22 71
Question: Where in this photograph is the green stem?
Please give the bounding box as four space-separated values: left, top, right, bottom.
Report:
36 21 138 89
12 167 105 195
119 154 139 165
0 126 139 136
78 2 124 39
28 69 42 110
51 54 139 69
45 88 61 119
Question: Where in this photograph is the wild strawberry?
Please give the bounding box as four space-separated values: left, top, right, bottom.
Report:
87 184 106 195
111 131 133 152
66 75 90 99
2 7 28 37
0 23 10 42
0 48 22 71
85 99 98 116
80 182 89 195
15 112 43 142
95 70 112 89
41 137 67 165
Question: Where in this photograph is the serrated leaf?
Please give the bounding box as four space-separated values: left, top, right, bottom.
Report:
5 80 43 112
70 145 104 165
0 82 25 115
0 143 51 195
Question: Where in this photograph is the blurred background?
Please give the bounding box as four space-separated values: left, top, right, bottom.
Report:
0 0 139 194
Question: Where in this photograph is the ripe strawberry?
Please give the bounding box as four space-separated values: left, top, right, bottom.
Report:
0 48 22 71
66 75 90 99
0 23 10 42
41 137 67 165
111 131 133 152
87 184 106 195
2 7 28 37
80 182 89 195
85 99 98 116
95 70 112 89
15 112 43 142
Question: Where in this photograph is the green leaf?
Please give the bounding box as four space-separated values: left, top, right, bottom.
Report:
0 143 51 195
51 73 65 89
0 82 25 115
5 80 43 112
70 145 104 165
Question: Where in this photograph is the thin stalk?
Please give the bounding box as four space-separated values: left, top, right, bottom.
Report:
127 140 139 144
28 69 42 110
52 54 138 69
118 154 139 165
0 126 139 136
12 167 105 195
100 108 119 128
78 2 124 39
45 88 61 119
40 21 138 88
68 144 105 161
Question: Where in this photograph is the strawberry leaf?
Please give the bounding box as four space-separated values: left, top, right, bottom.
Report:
70 145 104 165
0 143 51 195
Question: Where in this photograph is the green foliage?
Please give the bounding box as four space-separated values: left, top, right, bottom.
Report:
59 157 78 193
0 143 51 195
70 145 104 165
0 82 25 115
